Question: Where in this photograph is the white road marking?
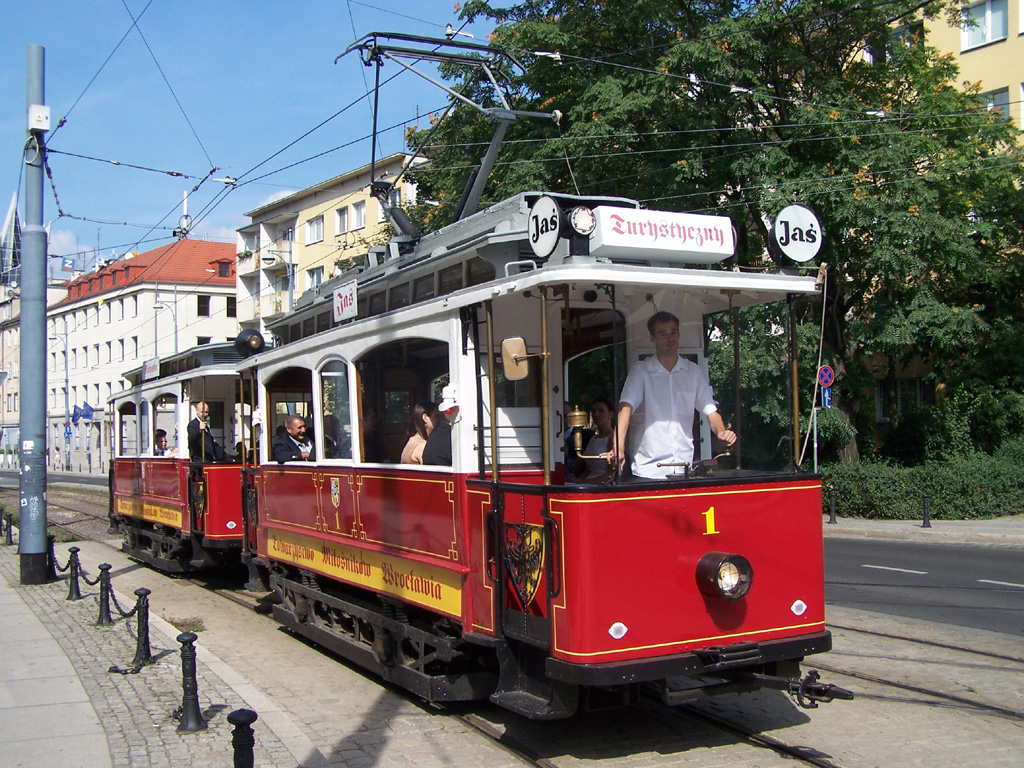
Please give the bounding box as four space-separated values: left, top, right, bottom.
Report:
977 579 1024 590
861 564 928 575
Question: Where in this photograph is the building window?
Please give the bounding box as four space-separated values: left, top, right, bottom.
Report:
197 295 211 317
307 267 324 290
306 215 324 244
217 261 231 277
197 336 211 345
962 0 1008 50
226 296 237 318
336 206 349 234
352 201 366 230
875 378 936 423
981 87 1010 120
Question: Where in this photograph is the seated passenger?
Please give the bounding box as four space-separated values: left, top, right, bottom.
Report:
401 401 439 465
572 397 614 484
423 386 458 466
154 428 177 458
272 414 315 463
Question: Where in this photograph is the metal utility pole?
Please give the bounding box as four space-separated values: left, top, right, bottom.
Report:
20 45 49 584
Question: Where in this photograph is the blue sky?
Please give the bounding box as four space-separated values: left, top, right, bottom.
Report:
1 1 495 271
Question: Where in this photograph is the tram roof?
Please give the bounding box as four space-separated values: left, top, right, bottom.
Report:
115 341 247 403
252 191 819 361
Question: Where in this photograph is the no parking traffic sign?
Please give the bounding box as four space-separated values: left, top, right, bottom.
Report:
817 365 835 388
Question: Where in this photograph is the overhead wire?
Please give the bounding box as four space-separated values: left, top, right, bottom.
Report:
117 0 214 166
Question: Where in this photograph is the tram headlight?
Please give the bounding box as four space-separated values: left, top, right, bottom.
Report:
235 329 266 358
696 552 753 600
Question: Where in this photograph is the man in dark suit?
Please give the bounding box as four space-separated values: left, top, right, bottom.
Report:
188 401 227 463
273 414 315 463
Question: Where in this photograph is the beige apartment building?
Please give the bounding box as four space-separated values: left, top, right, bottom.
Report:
926 1 1023 129
236 153 419 340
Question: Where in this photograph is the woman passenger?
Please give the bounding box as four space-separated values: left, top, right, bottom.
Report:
401 401 439 465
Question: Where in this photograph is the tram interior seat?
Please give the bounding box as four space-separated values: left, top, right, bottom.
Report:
482 407 543 468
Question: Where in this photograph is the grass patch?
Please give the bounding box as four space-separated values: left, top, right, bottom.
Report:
168 616 206 633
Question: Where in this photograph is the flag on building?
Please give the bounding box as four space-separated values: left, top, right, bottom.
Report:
82 402 94 421
72 405 82 425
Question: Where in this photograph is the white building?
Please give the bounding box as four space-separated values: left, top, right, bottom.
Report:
47 239 239 472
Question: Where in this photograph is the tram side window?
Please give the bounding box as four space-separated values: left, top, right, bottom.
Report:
265 367 314 461
356 338 449 464
319 360 351 460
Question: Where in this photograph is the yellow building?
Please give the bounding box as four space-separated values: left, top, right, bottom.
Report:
236 153 420 338
925 1 1023 129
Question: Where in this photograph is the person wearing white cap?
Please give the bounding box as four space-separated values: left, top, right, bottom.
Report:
423 384 458 465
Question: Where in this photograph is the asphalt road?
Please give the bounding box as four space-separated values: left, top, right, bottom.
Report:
824 537 1024 637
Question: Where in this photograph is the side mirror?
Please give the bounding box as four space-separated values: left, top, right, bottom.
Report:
501 337 529 381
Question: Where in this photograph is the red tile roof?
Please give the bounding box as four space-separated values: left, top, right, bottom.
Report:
59 239 235 304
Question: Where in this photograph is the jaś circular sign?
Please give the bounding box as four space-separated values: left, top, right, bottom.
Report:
773 204 822 263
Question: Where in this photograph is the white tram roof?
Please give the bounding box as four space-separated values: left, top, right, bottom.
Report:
112 341 247 407
243 190 819 373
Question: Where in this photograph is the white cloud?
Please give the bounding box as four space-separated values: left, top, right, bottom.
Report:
47 228 80 257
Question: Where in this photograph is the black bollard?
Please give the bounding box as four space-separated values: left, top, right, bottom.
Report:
176 632 208 732
130 588 153 668
227 709 259 768
66 547 83 601
827 489 837 525
4 513 12 545
47 534 58 580
96 564 114 626
922 494 931 529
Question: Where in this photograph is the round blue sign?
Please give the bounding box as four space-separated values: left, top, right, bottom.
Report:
817 365 835 388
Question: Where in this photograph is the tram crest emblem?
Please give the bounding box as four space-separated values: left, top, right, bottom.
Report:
330 478 341 508
504 523 544 606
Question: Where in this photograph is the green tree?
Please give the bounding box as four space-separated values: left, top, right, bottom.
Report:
407 0 1024 460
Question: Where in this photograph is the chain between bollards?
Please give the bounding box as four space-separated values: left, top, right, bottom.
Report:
228 709 259 768
922 494 931 529
174 632 208 732
108 588 153 675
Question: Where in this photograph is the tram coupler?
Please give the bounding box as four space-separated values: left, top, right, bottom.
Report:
752 669 854 708
788 670 854 708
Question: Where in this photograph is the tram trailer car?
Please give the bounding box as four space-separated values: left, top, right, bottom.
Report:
111 341 259 573
243 191 848 719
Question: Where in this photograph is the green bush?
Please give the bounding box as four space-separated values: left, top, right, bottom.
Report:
821 451 1024 520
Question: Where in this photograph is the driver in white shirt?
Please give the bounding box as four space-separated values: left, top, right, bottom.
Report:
607 311 736 480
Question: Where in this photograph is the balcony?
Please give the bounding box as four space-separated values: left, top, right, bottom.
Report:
260 290 289 319
236 250 259 277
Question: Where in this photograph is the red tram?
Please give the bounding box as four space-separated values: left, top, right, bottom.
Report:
110 341 260 572
239 190 848 718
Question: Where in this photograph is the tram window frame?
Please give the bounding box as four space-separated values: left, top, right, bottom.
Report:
355 337 450 465
264 367 314 461
413 274 435 303
389 282 410 310
438 264 463 295
319 359 352 461
316 311 332 333
368 292 386 317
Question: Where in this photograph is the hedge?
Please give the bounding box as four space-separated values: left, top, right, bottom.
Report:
820 450 1024 520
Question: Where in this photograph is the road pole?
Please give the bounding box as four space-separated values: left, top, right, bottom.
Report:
20 44 49 584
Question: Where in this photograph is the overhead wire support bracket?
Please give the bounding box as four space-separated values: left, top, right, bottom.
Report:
336 32 561 221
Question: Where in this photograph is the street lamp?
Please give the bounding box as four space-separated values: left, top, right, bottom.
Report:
154 301 178 355
47 326 70 470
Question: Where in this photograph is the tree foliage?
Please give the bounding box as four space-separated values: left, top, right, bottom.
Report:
403 0 1024 460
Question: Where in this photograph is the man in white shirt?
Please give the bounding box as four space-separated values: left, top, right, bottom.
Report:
609 311 736 480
